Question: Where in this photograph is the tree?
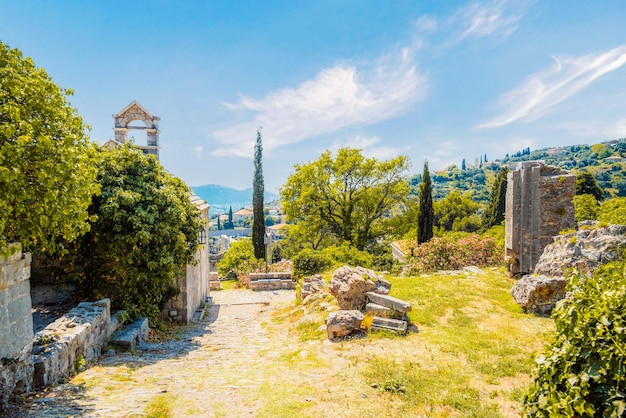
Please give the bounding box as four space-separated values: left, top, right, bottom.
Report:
68 144 204 322
217 216 221 230
481 166 508 230
576 172 604 201
434 191 481 233
223 206 234 229
573 194 598 222
252 129 266 259
417 161 434 244
461 158 466 170
0 41 99 254
281 147 410 251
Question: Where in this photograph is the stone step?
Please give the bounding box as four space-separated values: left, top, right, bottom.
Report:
365 303 404 319
371 316 408 334
109 317 149 352
366 292 412 313
210 281 222 291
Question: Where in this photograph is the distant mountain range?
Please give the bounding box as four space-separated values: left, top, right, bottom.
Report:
191 184 278 215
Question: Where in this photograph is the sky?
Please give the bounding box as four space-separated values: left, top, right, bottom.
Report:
1 1 626 192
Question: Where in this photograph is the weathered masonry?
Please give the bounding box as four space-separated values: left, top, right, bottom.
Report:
104 101 160 159
0 244 34 407
505 161 575 276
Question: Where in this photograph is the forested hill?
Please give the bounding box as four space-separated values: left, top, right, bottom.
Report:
191 184 277 212
411 138 626 203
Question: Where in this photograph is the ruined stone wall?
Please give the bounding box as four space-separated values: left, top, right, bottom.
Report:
0 244 34 407
505 161 575 275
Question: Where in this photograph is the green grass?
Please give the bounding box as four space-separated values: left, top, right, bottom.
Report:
144 393 176 417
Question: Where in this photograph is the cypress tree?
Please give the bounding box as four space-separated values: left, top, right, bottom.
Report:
217 216 221 230
482 166 509 230
417 161 434 244
252 129 266 259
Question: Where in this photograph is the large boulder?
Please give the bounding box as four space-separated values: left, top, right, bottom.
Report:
534 222 626 277
511 275 566 315
325 310 364 339
329 266 391 310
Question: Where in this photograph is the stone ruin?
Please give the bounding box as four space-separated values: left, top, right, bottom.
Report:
505 161 576 275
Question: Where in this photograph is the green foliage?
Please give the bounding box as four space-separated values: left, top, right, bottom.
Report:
482 166 508 230
406 233 503 274
573 194 599 222
417 161 434 244
321 243 373 268
434 190 482 234
524 260 626 417
0 41 99 254
68 144 203 323
281 147 410 251
292 249 332 277
577 172 604 201
217 238 257 277
598 197 626 225
252 129 266 259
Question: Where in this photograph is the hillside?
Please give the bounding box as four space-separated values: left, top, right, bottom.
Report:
411 137 626 203
191 184 278 214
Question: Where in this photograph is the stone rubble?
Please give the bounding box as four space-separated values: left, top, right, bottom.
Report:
328 265 391 310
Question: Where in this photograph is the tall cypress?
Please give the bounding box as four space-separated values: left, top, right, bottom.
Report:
252 129 266 259
482 166 508 230
417 161 434 244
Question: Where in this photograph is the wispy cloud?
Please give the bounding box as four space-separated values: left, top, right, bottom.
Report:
455 1 522 41
329 135 401 160
477 45 626 129
212 51 426 157
193 146 204 159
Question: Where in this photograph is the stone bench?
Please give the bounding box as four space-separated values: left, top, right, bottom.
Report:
109 317 149 352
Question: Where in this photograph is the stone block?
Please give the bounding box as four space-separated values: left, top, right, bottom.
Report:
365 302 404 319
371 316 408 334
110 317 149 352
366 292 412 313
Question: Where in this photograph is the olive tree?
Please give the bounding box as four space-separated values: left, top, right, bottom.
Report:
281 147 410 251
0 41 98 254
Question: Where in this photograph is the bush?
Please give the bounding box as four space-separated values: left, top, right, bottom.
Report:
405 234 503 274
322 244 373 268
293 249 332 277
524 259 626 416
217 239 259 278
574 194 599 222
598 197 626 225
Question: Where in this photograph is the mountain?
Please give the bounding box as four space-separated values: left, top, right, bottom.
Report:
191 184 278 215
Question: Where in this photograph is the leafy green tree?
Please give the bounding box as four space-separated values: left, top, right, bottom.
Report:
217 238 261 277
417 161 434 244
0 41 99 254
481 166 508 230
598 197 626 225
573 194 598 222
69 144 204 322
281 147 410 251
576 172 604 201
434 191 481 234
524 261 626 416
252 129 266 259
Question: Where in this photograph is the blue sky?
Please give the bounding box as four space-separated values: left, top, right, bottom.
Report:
2 1 626 192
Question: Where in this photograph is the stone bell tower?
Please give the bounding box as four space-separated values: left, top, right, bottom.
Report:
112 101 160 160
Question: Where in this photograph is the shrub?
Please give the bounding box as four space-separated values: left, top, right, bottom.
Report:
573 194 599 222
405 234 503 274
217 239 257 277
293 249 332 277
321 244 373 268
598 197 626 225
524 259 626 416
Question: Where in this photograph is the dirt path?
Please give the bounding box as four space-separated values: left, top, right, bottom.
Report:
17 289 299 417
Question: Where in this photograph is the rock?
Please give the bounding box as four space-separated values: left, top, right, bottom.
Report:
301 274 325 300
325 310 364 339
366 292 411 313
534 222 626 278
329 266 391 310
511 275 566 314
365 303 404 319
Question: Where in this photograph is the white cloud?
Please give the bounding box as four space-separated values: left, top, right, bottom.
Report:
193 146 204 159
212 51 426 158
456 1 522 40
329 135 401 160
477 46 626 129
604 117 626 138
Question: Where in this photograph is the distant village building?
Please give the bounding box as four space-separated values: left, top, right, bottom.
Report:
547 147 566 156
233 208 253 224
605 155 625 163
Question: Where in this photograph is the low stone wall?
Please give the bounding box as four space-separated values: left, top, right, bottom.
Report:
0 244 34 408
248 272 294 291
32 298 120 388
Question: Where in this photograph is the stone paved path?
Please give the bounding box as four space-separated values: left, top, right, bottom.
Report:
14 289 297 417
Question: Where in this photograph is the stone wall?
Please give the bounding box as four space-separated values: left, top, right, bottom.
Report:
32 299 120 388
505 161 576 275
161 195 210 323
0 244 34 408
248 272 295 291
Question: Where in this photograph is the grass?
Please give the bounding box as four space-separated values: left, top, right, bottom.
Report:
264 267 554 417
144 393 176 417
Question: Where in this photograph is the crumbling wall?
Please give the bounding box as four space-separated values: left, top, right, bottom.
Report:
505 161 575 275
0 244 34 408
